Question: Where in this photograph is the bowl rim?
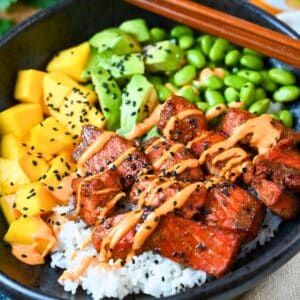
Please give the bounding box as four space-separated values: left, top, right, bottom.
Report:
0 0 299 299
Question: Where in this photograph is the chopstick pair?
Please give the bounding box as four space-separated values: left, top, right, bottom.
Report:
125 0 300 68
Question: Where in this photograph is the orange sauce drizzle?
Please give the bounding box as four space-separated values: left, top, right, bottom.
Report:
205 104 227 121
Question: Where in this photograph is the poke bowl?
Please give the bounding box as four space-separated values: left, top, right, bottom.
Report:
0 0 299 300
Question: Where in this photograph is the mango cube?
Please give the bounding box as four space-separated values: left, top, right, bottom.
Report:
4 216 56 265
15 182 58 216
0 194 21 225
30 116 74 156
14 69 48 114
40 153 75 188
43 72 97 112
0 103 43 139
0 134 27 160
46 42 90 81
19 153 49 182
0 158 30 196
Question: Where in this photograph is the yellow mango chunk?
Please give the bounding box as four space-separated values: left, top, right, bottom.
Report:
0 134 27 160
4 216 56 265
40 152 75 189
15 182 58 216
43 72 97 112
0 103 43 139
14 69 49 115
46 42 90 81
0 159 30 196
19 152 49 182
0 194 21 225
52 89 105 135
30 116 75 156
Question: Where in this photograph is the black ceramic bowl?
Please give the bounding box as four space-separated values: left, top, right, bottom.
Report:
0 0 299 299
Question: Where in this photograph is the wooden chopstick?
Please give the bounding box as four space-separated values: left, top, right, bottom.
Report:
125 0 300 68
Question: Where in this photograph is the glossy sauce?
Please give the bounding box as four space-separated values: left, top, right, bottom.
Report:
205 104 227 121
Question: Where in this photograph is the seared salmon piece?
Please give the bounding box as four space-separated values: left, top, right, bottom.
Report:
143 137 203 182
72 170 123 226
157 96 207 143
130 175 206 219
252 179 299 219
73 125 150 190
92 213 241 277
202 181 265 242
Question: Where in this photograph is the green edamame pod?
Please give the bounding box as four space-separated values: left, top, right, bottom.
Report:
173 65 196 86
171 25 193 39
186 49 206 68
240 54 264 70
225 49 241 66
268 68 296 85
270 113 280 121
243 48 264 57
179 35 195 49
255 87 267 101
224 75 247 90
248 98 270 115
209 38 231 62
149 75 163 87
198 35 215 56
177 86 200 103
278 110 293 128
150 27 166 43
224 87 240 103
203 74 223 90
240 82 256 106
237 70 262 85
196 102 209 112
157 84 172 102
273 86 300 103
205 89 225 107
261 70 277 92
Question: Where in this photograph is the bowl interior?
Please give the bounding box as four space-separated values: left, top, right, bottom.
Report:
0 0 299 299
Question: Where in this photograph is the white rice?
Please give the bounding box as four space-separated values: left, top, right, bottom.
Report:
50 205 282 299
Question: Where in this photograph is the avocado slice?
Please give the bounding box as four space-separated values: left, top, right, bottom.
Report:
89 28 141 55
143 40 184 73
119 19 150 43
119 75 157 136
81 47 101 81
91 67 122 130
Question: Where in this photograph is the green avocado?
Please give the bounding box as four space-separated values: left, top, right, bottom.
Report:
89 28 141 55
119 18 150 43
91 67 122 130
119 75 157 136
143 40 184 73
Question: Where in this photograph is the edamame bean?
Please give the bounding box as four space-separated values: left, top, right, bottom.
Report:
205 89 225 107
157 84 172 102
198 35 215 56
186 49 206 68
225 49 241 66
243 48 264 57
196 102 209 112
173 65 196 86
268 68 296 85
209 38 231 62
150 27 166 43
248 98 270 115
149 75 163 87
273 86 300 103
179 35 194 49
270 113 280 121
240 54 264 70
224 75 247 90
177 86 200 103
237 70 262 85
171 25 193 39
261 70 277 92
203 74 223 90
240 82 256 106
224 87 240 103
278 110 293 128
255 87 267 101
